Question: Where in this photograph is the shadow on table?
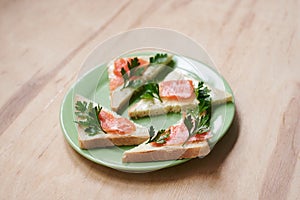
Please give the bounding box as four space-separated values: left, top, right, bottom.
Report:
67 108 240 183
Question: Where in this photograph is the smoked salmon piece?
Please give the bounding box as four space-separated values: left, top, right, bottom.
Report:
99 110 136 135
159 80 195 100
166 122 209 146
109 58 149 91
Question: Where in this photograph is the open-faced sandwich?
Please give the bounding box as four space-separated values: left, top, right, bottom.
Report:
108 53 175 113
74 95 149 149
128 70 232 118
122 119 211 163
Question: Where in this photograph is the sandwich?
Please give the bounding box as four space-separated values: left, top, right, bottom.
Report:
108 53 174 113
74 95 149 149
128 70 232 118
123 106 212 162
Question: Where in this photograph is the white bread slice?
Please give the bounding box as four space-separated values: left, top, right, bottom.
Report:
122 140 210 163
74 95 149 149
108 56 169 113
128 70 233 118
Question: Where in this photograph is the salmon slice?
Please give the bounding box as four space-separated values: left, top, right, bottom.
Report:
149 122 210 147
98 110 136 134
159 80 195 101
109 58 149 91
166 122 209 145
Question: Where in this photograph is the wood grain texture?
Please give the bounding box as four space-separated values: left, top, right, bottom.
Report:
260 84 300 200
0 0 299 199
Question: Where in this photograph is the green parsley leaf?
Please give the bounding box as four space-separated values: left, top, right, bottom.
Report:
121 57 147 89
149 53 174 67
140 83 162 102
198 99 211 117
155 133 170 144
183 81 212 145
194 81 212 116
74 101 106 136
183 115 194 135
149 126 155 139
146 126 168 144
195 81 211 100
121 54 175 89
183 112 210 145
121 67 129 88
127 57 140 70
74 101 88 117
150 53 168 64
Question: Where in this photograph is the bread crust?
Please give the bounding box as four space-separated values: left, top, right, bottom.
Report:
78 133 149 149
122 141 210 163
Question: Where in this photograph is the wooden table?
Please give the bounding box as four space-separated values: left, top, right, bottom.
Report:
1 0 299 199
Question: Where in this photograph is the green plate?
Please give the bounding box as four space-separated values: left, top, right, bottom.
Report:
60 55 235 173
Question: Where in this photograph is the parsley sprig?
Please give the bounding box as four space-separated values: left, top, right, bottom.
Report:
183 108 210 145
150 53 168 64
183 81 212 144
195 81 211 117
121 54 175 89
147 126 169 144
121 57 145 89
140 83 162 102
150 53 175 67
195 81 211 100
74 101 106 136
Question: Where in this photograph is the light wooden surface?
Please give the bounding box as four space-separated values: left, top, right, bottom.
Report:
1 0 299 199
